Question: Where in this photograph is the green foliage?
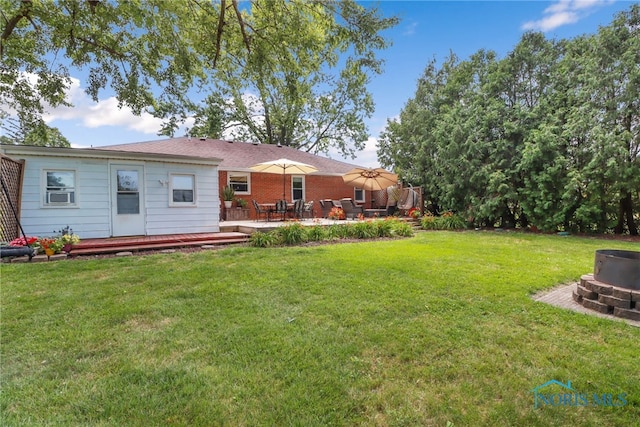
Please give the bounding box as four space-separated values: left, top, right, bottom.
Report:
421 213 467 230
348 221 378 239
209 0 398 158
248 219 414 247
325 223 350 240
379 5 640 235
375 218 396 237
248 231 276 248
305 225 327 242
222 186 235 201
1 0 397 158
390 220 414 237
273 223 307 246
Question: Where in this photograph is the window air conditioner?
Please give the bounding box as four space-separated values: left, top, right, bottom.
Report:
47 191 71 203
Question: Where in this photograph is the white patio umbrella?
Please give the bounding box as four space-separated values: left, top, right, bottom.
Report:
250 158 318 199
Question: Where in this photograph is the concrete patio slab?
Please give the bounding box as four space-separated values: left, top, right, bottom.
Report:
532 283 640 327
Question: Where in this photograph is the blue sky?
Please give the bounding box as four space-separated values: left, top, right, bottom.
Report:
32 0 637 167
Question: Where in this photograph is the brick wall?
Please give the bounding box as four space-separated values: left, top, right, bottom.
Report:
219 171 367 219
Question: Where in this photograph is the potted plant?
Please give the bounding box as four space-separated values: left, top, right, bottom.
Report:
37 237 64 257
235 198 248 209
59 232 81 253
328 206 346 220
222 185 235 209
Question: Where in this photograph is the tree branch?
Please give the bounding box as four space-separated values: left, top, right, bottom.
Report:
1 1 33 57
231 0 251 54
212 0 226 67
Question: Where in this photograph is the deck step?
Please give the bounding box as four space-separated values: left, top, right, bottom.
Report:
68 232 250 256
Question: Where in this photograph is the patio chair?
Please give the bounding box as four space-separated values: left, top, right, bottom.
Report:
340 198 364 219
275 199 288 221
292 199 305 219
319 200 332 218
252 199 270 222
302 200 314 219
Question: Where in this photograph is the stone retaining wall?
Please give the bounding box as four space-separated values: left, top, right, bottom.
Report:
573 274 640 321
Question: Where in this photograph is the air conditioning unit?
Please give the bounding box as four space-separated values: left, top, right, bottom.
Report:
47 191 71 204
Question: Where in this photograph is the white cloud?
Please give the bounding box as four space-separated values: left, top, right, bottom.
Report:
521 0 614 32
328 136 381 168
41 77 165 134
403 21 418 36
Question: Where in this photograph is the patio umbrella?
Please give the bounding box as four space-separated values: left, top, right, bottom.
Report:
342 167 398 191
250 158 318 199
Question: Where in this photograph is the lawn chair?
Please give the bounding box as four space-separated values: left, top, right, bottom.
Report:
340 198 364 219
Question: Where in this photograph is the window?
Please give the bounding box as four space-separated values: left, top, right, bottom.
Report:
292 176 305 201
170 174 195 205
229 172 250 194
44 170 76 206
354 188 365 204
117 169 140 214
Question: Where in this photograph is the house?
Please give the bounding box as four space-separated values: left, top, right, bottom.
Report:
1 137 373 239
97 137 370 220
1 144 221 239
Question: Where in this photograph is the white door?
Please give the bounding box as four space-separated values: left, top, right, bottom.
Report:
111 165 145 236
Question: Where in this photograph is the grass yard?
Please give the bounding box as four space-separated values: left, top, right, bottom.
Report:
1 231 639 426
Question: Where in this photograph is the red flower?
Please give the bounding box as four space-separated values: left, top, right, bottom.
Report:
9 236 38 246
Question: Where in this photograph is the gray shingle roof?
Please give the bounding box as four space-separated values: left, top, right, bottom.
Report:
93 137 359 175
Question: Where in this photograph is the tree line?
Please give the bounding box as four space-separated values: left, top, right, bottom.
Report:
378 5 639 235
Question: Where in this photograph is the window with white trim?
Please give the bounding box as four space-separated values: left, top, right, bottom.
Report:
229 172 250 194
354 188 365 204
44 170 76 206
292 176 305 201
170 174 195 205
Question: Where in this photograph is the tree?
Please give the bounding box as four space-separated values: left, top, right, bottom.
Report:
582 5 639 235
205 0 397 158
1 0 397 157
378 4 638 234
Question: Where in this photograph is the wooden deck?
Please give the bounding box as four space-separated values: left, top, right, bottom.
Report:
51 218 367 257
69 232 250 256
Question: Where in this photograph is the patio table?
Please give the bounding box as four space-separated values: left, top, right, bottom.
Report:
259 202 294 221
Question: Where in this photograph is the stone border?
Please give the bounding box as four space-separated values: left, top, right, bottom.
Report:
573 274 640 322
7 253 68 263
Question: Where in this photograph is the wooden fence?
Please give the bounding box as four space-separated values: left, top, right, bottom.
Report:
1 154 25 243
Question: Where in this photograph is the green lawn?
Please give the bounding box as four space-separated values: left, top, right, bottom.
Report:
1 231 639 426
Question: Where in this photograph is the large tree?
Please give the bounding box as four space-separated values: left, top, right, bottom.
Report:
193 0 397 158
1 0 396 154
378 4 639 235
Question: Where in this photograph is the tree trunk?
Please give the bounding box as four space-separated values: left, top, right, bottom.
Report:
614 191 638 235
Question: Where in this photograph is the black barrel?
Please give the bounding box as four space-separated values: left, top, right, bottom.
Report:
594 250 640 290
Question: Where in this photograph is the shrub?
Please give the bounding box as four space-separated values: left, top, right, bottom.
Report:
249 231 276 247
376 218 396 237
421 212 466 230
274 223 307 245
306 225 327 242
391 220 414 237
350 221 378 239
325 224 349 240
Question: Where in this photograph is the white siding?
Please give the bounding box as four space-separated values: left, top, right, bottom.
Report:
13 154 220 239
144 161 220 235
19 156 111 238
